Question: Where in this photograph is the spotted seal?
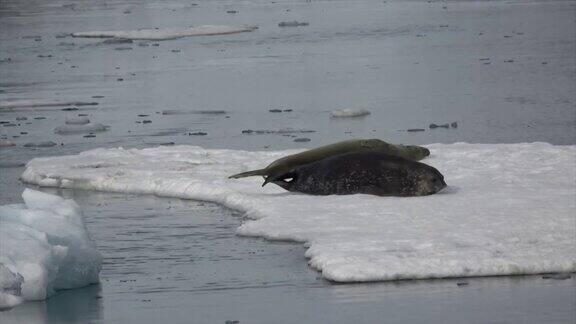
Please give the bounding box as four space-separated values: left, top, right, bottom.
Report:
228 139 431 186
271 151 446 196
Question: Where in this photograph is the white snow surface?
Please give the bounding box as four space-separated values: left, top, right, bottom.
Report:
20 143 576 282
0 190 102 309
71 25 258 40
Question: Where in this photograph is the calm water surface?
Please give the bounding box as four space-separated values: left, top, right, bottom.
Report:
1 0 575 323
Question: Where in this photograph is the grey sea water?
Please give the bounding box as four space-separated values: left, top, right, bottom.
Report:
1 0 575 323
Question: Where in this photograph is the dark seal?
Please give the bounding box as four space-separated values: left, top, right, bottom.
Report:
271 151 447 196
228 139 431 187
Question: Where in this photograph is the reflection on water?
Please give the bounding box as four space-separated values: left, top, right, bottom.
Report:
2 284 103 324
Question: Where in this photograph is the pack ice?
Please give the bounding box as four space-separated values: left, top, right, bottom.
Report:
0 190 102 310
72 25 258 41
20 143 576 282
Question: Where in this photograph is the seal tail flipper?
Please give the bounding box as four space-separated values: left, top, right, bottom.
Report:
262 176 273 187
228 169 267 179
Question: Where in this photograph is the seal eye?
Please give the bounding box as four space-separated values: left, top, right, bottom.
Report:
277 172 296 184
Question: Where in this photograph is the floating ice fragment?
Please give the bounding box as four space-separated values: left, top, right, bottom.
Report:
0 140 15 147
0 100 98 110
72 25 258 41
278 21 309 27
242 128 316 135
330 108 371 118
23 141 57 148
54 123 109 135
162 109 227 115
65 116 90 125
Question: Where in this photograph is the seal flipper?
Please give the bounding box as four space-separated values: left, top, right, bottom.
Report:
228 168 267 179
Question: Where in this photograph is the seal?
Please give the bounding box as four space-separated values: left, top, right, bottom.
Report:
228 139 431 186
271 151 446 196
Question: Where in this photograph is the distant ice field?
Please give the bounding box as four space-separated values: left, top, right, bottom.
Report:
21 143 576 282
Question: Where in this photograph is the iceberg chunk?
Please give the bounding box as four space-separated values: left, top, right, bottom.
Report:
0 190 102 310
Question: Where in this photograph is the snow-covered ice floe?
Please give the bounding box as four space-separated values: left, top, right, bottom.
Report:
0 190 102 311
20 143 576 282
330 108 371 118
71 25 258 41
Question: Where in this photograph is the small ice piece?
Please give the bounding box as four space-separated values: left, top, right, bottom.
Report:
0 291 23 311
0 100 98 110
245 128 316 135
71 25 258 41
278 21 309 27
0 189 102 309
102 38 133 45
54 123 109 135
23 141 57 148
429 123 450 129
330 108 371 118
162 109 227 115
0 265 23 310
65 116 90 125
19 143 576 282
0 140 15 147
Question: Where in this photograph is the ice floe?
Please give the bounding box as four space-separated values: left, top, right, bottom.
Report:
330 108 371 118
71 25 258 41
0 190 102 310
20 143 576 282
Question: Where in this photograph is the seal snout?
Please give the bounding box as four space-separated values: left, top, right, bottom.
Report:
434 177 447 193
417 168 447 196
